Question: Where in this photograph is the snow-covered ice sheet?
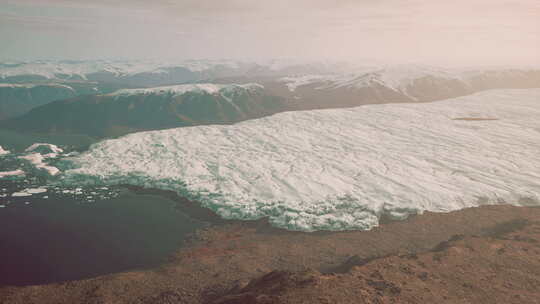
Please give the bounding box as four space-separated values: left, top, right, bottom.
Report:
59 89 540 231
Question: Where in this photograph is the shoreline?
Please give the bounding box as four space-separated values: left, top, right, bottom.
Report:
1 204 538 303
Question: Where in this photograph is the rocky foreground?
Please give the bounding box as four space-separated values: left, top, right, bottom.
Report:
1 205 539 304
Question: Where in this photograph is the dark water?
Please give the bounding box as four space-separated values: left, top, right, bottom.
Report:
0 131 208 287
0 187 205 286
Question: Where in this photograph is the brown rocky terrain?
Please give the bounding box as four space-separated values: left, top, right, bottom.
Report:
1 205 539 304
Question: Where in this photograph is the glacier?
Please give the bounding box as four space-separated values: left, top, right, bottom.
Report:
58 89 540 231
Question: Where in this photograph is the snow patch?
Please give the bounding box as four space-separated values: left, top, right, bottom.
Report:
25 143 63 156
0 146 9 156
107 83 263 98
18 144 63 176
18 154 60 176
0 170 25 178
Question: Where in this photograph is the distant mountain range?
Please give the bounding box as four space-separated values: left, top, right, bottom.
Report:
272 66 540 109
0 60 341 120
0 59 343 86
1 60 539 137
1 83 285 137
0 82 126 120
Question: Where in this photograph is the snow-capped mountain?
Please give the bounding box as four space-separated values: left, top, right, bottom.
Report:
58 89 540 231
0 60 241 83
2 61 539 137
2 83 285 137
0 60 344 120
275 65 540 109
0 59 343 86
0 81 132 120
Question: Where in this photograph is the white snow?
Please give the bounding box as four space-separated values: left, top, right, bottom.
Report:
0 170 25 178
179 59 241 72
0 83 75 92
0 146 9 156
280 75 329 91
19 153 61 176
0 61 152 79
25 188 48 194
12 192 31 197
279 65 462 92
0 60 244 80
60 89 540 231
107 83 263 98
0 83 36 88
25 143 64 156
0 143 62 180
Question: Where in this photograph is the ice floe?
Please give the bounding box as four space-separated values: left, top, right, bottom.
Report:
11 187 48 197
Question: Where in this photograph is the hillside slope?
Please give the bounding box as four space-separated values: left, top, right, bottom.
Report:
2 84 284 137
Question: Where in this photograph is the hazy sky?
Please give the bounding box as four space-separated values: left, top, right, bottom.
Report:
1 0 539 66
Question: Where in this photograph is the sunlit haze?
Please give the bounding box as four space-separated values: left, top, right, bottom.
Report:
1 0 539 67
